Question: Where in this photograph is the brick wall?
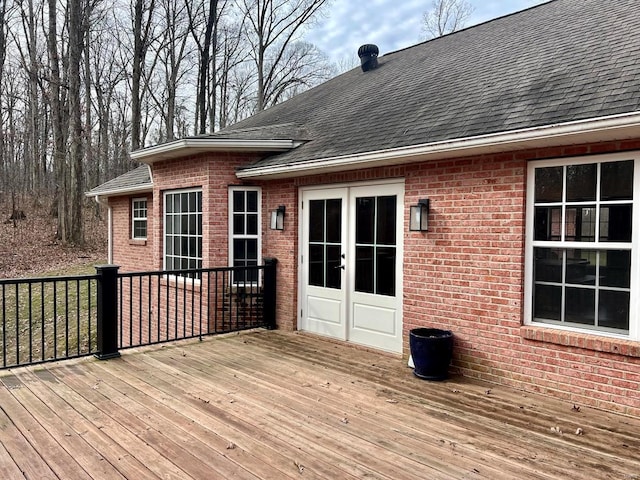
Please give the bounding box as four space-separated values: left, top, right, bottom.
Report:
108 141 640 417
110 194 154 272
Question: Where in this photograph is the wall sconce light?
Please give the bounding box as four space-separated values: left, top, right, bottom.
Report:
409 199 430 232
270 205 286 230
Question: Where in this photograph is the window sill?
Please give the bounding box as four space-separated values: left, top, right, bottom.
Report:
129 239 147 246
521 325 640 358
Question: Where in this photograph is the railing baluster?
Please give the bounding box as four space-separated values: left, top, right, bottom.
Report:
40 281 45 362
15 283 19 365
65 280 69 358
87 279 92 354
28 283 33 363
147 275 152 345
2 284 7 367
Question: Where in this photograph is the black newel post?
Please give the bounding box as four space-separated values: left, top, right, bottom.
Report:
95 265 121 360
263 258 278 330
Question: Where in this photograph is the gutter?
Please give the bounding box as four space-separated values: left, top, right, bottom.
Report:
236 111 640 179
131 138 297 164
93 195 113 264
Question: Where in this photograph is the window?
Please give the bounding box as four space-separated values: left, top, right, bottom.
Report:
229 187 261 284
164 189 202 277
526 155 637 339
132 198 148 239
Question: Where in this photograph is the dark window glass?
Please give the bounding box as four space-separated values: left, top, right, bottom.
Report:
565 206 596 242
188 192 196 210
533 284 561 321
189 214 197 234
356 197 375 244
565 288 595 324
326 199 342 244
166 197 173 213
355 246 374 293
598 290 630 331
166 217 173 234
566 164 596 202
534 248 563 283
233 191 244 212
181 237 189 256
173 237 180 256
197 238 202 258
309 244 324 287
234 239 245 259
601 160 634 201
326 245 342 289
197 191 202 212
247 191 258 212
376 247 396 296
534 207 562 241
376 196 396 245
565 250 596 286
309 200 324 243
233 214 244 235
189 237 196 257
247 214 258 235
247 239 257 260
600 250 631 288
166 240 172 255
181 214 189 234
197 214 202 235
173 216 180 235
599 205 632 242
535 167 563 202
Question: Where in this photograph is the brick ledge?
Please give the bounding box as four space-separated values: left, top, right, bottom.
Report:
521 326 640 358
129 239 147 246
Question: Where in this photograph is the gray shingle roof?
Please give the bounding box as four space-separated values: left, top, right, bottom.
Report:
86 165 151 196
227 0 640 170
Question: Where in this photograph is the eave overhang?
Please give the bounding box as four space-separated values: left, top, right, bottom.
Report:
85 184 153 199
236 112 640 180
131 138 297 164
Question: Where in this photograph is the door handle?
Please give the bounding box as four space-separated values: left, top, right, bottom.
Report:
334 264 345 270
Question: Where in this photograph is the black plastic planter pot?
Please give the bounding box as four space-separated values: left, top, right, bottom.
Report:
409 328 453 381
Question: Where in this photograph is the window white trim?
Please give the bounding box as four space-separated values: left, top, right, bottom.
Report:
131 197 148 240
524 152 639 341
163 188 203 278
228 186 262 285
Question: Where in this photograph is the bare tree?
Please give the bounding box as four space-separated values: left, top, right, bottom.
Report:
130 0 156 150
422 0 473 39
237 0 330 111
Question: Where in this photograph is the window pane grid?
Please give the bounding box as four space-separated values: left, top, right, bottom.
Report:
164 190 202 279
132 199 148 239
532 159 633 334
230 189 260 284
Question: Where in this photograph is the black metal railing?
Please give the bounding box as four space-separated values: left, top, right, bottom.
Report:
0 273 100 368
0 259 277 368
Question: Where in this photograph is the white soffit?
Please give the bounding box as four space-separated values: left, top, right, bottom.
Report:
131 138 296 164
236 112 640 179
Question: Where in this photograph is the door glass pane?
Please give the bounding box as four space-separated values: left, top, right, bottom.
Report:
376 196 396 245
326 245 342 289
535 166 563 202
356 197 375 244
566 164 596 202
355 246 374 293
599 205 632 242
309 200 324 243
598 290 629 331
601 160 633 201
376 247 396 296
326 199 342 244
309 245 324 287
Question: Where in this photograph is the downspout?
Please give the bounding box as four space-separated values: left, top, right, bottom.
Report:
94 195 113 264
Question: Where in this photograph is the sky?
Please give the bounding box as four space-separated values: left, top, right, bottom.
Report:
305 0 549 65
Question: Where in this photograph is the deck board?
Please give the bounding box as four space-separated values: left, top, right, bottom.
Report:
0 330 638 479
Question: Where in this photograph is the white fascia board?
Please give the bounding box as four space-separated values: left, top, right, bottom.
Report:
236 112 640 179
131 138 296 163
85 184 153 198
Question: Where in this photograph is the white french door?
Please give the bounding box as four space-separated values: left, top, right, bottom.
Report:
300 182 404 353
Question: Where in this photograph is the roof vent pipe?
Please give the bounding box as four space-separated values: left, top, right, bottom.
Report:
358 44 379 72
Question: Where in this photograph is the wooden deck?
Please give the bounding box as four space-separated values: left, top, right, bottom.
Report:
0 331 638 480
